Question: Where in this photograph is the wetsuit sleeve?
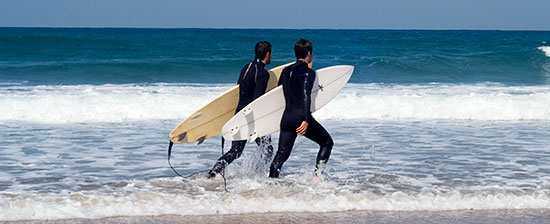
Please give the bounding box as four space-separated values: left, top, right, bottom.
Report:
303 70 315 123
237 64 247 85
278 67 287 86
253 70 269 100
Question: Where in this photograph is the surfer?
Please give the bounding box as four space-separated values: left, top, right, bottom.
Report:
269 39 333 179
207 41 275 178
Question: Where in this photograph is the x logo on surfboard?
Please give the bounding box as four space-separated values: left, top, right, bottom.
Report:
318 84 325 91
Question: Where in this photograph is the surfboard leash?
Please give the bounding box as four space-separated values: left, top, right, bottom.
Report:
167 140 229 192
167 141 209 179
167 141 186 178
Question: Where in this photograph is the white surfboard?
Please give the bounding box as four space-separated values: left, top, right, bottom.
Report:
222 65 354 141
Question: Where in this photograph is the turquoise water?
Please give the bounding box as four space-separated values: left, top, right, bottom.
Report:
1 28 550 221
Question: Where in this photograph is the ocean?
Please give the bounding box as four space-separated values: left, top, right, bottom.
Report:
1 28 550 222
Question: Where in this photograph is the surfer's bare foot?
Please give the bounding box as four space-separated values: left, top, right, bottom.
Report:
311 175 319 184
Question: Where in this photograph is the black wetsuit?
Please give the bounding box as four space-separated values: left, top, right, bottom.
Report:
209 61 274 175
269 61 334 178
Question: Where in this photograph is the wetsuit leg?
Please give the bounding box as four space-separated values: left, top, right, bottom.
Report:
255 135 274 162
269 129 297 178
209 140 246 174
303 118 333 173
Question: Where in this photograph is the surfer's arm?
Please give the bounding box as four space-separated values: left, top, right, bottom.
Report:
302 72 314 123
278 66 290 86
237 64 247 85
253 70 269 100
277 71 285 86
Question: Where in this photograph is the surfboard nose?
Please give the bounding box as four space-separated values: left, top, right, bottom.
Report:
335 65 354 74
316 65 354 77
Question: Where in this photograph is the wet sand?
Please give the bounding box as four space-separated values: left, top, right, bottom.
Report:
4 209 550 224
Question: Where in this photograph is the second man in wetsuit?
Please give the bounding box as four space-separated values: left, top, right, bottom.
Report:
269 39 334 178
207 41 275 178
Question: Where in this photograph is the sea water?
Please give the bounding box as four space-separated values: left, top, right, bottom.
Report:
1 28 550 221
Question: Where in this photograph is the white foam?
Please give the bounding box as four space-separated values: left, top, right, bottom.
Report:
1 178 549 221
316 83 550 121
0 83 549 123
539 46 550 57
0 83 228 123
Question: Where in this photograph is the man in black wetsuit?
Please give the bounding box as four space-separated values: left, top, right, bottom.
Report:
269 39 333 178
207 41 274 178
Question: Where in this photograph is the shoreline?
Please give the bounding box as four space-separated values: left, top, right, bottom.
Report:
5 209 550 224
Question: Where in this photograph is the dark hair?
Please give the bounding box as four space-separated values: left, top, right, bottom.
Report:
294 38 312 59
255 41 272 61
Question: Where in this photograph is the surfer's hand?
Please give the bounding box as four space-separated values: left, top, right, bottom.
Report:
296 121 309 136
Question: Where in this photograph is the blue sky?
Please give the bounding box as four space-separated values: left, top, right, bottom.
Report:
0 0 548 30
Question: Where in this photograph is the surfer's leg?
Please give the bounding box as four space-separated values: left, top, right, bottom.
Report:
304 118 333 174
269 129 297 178
208 140 247 177
255 135 274 162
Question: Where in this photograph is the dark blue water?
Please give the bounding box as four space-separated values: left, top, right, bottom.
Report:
1 28 549 85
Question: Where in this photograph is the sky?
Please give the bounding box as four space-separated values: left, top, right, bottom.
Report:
0 0 548 30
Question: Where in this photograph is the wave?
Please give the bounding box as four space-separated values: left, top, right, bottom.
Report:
317 83 550 121
0 83 226 123
1 83 549 123
1 177 549 221
539 46 550 57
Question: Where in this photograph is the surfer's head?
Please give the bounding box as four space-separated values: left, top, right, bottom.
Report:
255 41 272 65
294 39 312 63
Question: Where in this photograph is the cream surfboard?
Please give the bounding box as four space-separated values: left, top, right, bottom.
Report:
169 62 295 144
222 65 354 141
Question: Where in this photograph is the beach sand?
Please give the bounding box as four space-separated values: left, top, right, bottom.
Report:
4 209 549 224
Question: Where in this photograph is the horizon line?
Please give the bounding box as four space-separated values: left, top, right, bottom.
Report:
1 26 549 32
